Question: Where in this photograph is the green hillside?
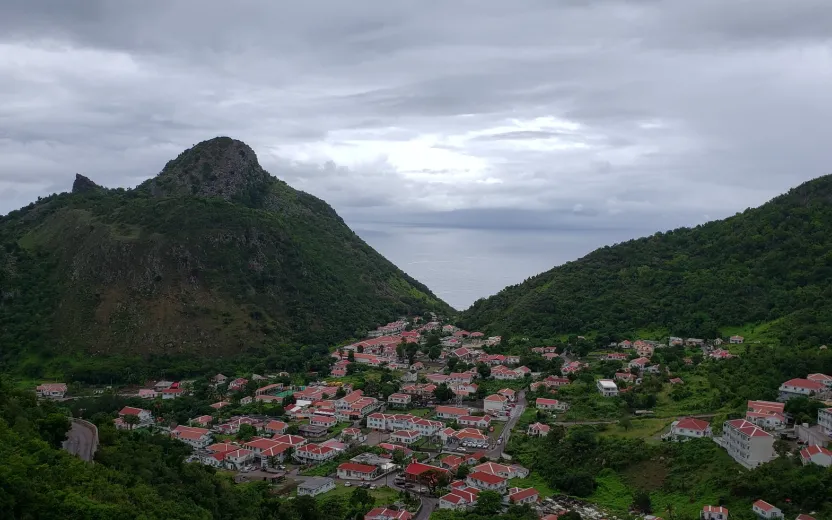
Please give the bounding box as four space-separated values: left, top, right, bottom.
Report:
461 174 832 345
0 137 451 379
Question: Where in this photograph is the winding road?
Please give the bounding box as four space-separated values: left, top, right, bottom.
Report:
62 418 98 462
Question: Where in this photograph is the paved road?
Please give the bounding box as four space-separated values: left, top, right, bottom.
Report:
487 389 526 459
62 419 97 462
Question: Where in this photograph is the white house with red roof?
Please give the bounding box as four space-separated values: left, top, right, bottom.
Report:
439 484 480 510
729 335 744 344
404 461 450 482
701 505 728 520
458 415 491 429
473 461 528 479
466 471 507 492
138 388 158 399
615 372 638 383
191 415 213 427
527 422 550 437
819 407 832 434
498 388 517 401
506 487 539 505
309 414 338 429
717 419 776 468
378 442 412 458
337 462 380 480
116 406 153 428
561 361 587 376
451 428 489 447
807 373 832 388
779 378 826 400
435 406 471 421
390 430 422 444
36 383 68 398
491 365 522 380
364 507 413 520
272 434 306 447
483 394 509 415
628 357 651 371
228 378 248 391
171 425 212 448
262 420 288 435
536 398 569 412
752 500 783 519
799 444 832 467
667 417 712 441
604 352 628 361
225 448 254 469
388 393 412 406
294 443 338 463
746 400 786 430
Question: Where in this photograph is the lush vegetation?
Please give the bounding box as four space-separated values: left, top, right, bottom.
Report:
462 174 832 345
0 137 451 379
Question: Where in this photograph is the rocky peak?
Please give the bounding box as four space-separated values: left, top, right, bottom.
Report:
144 137 273 206
72 174 102 194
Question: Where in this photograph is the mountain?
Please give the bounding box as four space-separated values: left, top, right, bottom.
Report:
461 174 832 346
0 137 451 377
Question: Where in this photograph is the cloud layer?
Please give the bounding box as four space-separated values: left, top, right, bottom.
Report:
2 1 832 306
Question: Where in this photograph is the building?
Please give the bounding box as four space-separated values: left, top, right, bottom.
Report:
390 430 422 445
506 487 539 505
458 415 491 429
35 383 67 399
297 477 335 497
483 394 509 415
597 379 619 397
819 407 832 434
491 365 522 380
701 505 729 520
752 500 783 519
799 444 832 467
116 406 153 428
191 415 213 427
309 415 338 429
364 507 413 520
403 462 450 483
388 393 412 407
171 425 212 449
717 419 776 468
628 357 651 371
294 443 338 463
473 461 527 479
666 417 712 441
337 462 380 480
807 373 832 388
263 420 288 435
746 400 786 430
527 422 550 437
225 448 254 469
439 485 480 510
778 378 825 400
435 406 470 421
536 398 568 412
729 335 744 344
466 471 507 492
498 388 517 401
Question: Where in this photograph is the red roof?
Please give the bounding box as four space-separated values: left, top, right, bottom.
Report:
365 507 412 520
782 378 825 391
726 419 772 438
509 487 539 502
119 406 146 416
703 506 728 514
404 462 447 476
800 444 832 459
468 471 506 484
753 500 777 512
338 462 377 474
674 417 710 431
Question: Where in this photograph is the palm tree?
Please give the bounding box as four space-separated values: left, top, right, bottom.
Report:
664 502 676 520
123 414 140 430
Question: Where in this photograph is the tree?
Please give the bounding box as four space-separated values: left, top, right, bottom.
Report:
433 383 453 403
447 357 459 372
419 468 450 495
123 414 140 430
560 512 582 520
335 386 347 399
37 413 71 448
618 417 632 432
476 363 491 379
396 343 405 360
455 464 470 479
282 395 296 407
349 487 373 510
357 345 364 353
428 347 440 360
391 448 408 467
473 490 503 515
237 423 257 441
348 350 355 362
632 490 652 513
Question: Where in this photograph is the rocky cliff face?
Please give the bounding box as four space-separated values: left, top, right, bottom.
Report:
71 174 102 194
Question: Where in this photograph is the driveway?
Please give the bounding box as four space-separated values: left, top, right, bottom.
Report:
487 389 526 459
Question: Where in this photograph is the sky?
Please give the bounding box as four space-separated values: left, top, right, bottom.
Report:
2 1 832 309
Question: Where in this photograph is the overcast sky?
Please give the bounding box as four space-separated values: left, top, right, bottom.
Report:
2 1 832 309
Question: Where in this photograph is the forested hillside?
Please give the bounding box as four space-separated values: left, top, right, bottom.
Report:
0 138 451 380
462 174 832 344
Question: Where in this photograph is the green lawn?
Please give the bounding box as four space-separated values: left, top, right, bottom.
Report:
651 373 733 418
490 420 506 440
509 473 556 498
407 408 432 417
314 482 400 504
599 418 672 441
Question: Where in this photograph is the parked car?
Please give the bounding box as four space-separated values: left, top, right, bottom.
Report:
344 482 351 487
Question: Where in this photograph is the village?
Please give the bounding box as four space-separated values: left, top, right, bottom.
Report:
36 319 832 520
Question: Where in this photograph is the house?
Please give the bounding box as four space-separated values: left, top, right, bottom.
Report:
440 485 480 510
710 349 734 360
619 340 633 349
35 383 67 399
212 374 228 385
225 448 254 469
667 417 712 441
337 462 380 480
228 378 248 391
686 338 705 346
211 401 231 409
378 442 412 458
138 388 158 399
561 361 586 375
729 335 744 344
435 406 470 421
746 400 786 430
452 428 489 447
259 442 294 464
807 373 832 389
309 415 338 429
473 461 524 479
294 443 338 463
795 516 816 520
819 407 832 434
752 500 783 519
506 487 539 505
171 425 213 449
527 422 550 437
701 506 729 520
491 365 521 381
669 378 684 385
498 388 517 401
604 352 628 361
341 427 367 443
440 454 466 471
364 507 413 520
154 380 175 391
628 357 651 371
718 419 776 468
536 398 568 412
117 406 153 426
799 444 832 467
427 373 451 384
297 477 335 497
778 378 825 400
458 415 491 429
388 393 412 407
191 415 213 427
272 434 307 447
483 394 509 415
331 366 348 377
466 471 507 492
162 388 185 399
597 379 619 397
403 462 450 482
544 376 570 387
615 372 638 383
262 420 288 435
390 430 422 444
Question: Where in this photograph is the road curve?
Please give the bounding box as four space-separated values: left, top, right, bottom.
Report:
62 418 98 462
